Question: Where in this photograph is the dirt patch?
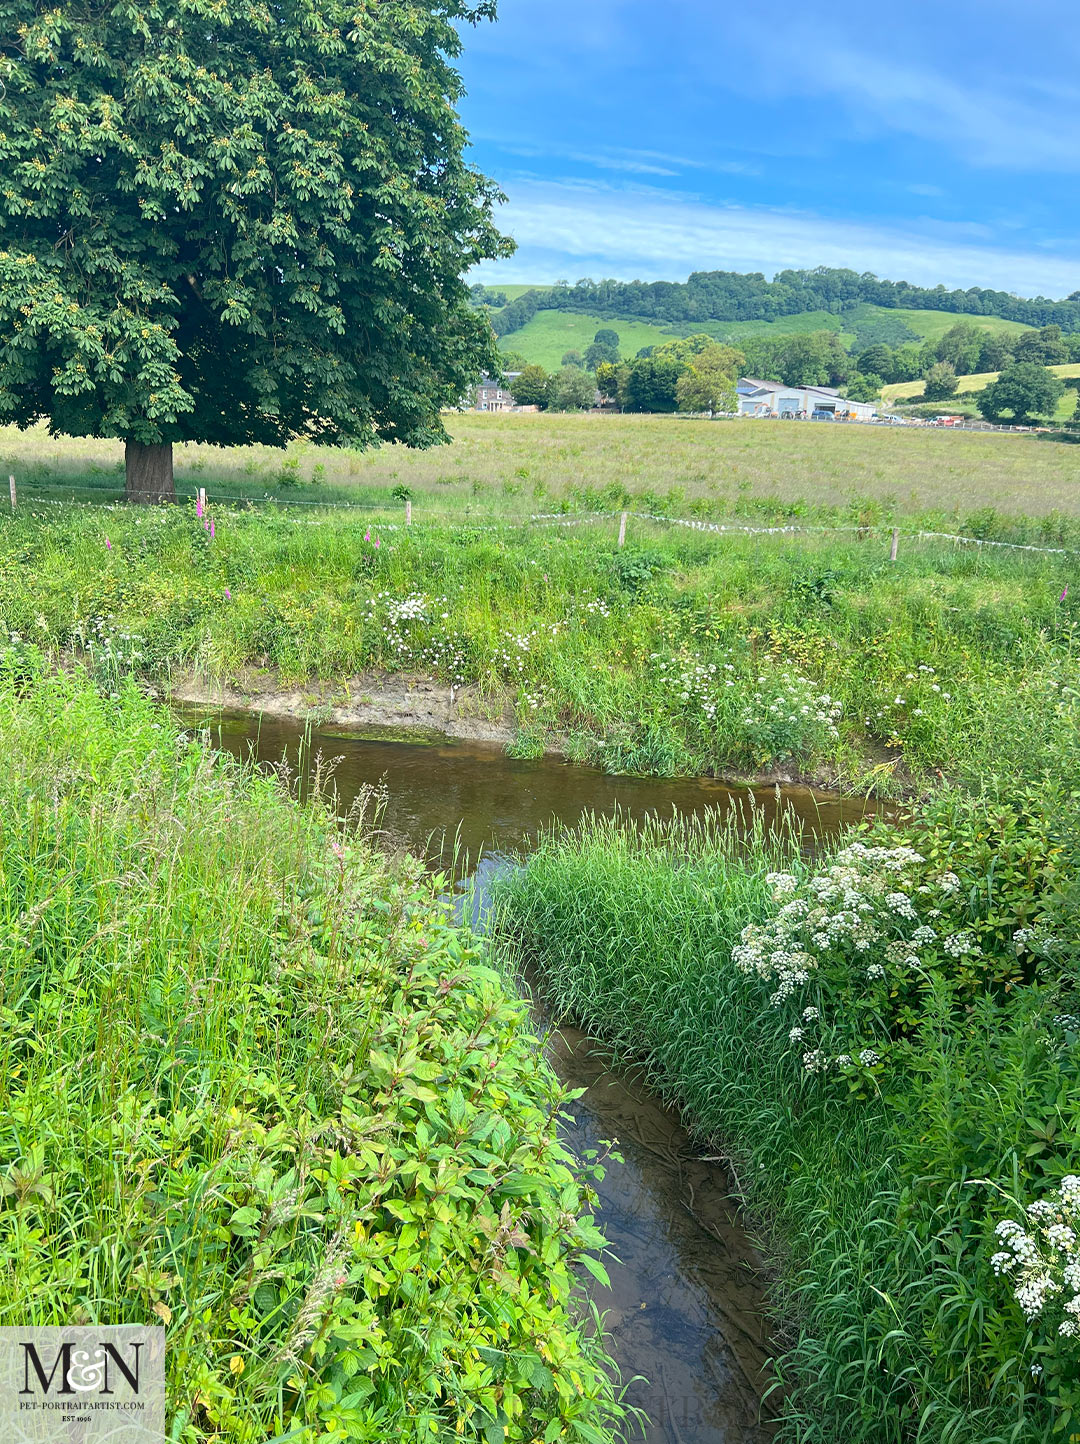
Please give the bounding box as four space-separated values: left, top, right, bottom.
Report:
167 667 525 747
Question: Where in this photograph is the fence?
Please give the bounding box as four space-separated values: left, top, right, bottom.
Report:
6 472 1078 559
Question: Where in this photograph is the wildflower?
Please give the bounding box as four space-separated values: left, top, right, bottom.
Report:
105 537 112 550
224 587 231 600
858 1048 880 1067
209 518 215 539
196 496 203 518
1061 585 1069 602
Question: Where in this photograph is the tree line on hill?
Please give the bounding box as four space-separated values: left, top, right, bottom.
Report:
490 268 1080 339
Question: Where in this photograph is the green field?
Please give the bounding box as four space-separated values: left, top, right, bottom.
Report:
496 309 677 368
497 297 1033 368
6 411 1080 528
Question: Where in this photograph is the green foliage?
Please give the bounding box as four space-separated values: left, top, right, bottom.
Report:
674 343 742 413
618 355 682 412
1013 326 1069 366
560 350 585 369
923 361 961 401
0 0 508 451
978 364 1067 424
0 659 624 1443
548 366 597 412
509 364 553 409
493 783 1080 1442
838 372 881 402
490 270 1080 337
593 361 621 401
740 329 853 388
934 321 985 376
1 504 1078 796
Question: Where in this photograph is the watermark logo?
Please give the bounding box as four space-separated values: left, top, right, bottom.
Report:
0 1327 165 1442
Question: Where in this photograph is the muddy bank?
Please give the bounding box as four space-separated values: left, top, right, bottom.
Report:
168 667 897 794
168 666 523 747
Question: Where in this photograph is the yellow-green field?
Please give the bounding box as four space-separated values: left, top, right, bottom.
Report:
4 410 1080 521
883 362 1080 418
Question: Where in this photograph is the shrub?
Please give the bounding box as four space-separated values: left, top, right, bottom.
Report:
0 657 624 1444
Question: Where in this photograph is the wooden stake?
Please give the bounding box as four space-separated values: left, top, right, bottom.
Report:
405 499 412 526
8 475 15 512
890 527 899 562
198 486 207 513
617 510 627 547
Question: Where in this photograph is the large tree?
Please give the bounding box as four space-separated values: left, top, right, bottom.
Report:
0 0 508 499
976 363 1065 425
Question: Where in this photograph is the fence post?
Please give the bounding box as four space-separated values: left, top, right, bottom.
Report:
617 510 627 547
405 499 412 526
890 527 899 562
8 475 15 512
198 486 207 513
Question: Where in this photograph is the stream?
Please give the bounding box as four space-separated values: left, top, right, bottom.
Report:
181 709 870 1442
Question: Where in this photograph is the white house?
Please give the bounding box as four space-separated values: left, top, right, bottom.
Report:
472 373 521 411
736 378 877 423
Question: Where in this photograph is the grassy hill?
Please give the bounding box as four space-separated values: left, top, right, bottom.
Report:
495 310 679 370
883 362 1080 420
498 295 1032 370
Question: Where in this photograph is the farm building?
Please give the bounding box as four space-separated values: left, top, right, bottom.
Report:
736 378 877 422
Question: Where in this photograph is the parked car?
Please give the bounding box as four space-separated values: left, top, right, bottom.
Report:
811 409 835 421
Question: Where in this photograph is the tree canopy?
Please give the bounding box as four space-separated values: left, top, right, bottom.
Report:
976 364 1065 425
0 0 508 497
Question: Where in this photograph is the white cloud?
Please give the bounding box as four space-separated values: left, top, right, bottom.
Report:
473 180 1080 296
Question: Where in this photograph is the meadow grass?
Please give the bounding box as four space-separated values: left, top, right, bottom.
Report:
492 788 1080 1443
0 656 626 1443
5 411 1080 523
0 502 1075 796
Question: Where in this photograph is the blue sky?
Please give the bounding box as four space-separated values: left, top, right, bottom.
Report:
456 0 1080 298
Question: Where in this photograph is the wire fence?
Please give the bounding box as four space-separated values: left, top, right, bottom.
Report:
5 473 1078 559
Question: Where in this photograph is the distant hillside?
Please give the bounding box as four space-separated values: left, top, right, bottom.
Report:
498 300 1029 371
491 269 1080 344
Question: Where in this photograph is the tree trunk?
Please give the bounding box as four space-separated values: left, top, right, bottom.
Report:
124 440 175 503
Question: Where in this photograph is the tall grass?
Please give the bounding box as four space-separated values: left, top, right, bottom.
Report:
0 655 626 1443
0 504 1076 796
6 413 1080 528
493 803 1077 1442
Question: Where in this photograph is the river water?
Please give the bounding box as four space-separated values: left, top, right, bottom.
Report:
182 709 870 1441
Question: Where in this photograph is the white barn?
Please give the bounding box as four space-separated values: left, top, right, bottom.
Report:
736 378 877 423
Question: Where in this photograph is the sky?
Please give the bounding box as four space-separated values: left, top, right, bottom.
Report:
455 0 1080 298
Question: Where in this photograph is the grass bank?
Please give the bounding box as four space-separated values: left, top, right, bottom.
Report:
493 784 1080 1441
5 412 1080 523
0 504 1076 795
0 654 625 1443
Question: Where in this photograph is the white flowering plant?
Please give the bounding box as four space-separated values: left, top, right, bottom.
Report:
992 1176 1080 1419
733 783 1075 1087
647 650 841 768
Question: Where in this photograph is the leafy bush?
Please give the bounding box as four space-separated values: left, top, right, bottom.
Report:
0 658 624 1444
